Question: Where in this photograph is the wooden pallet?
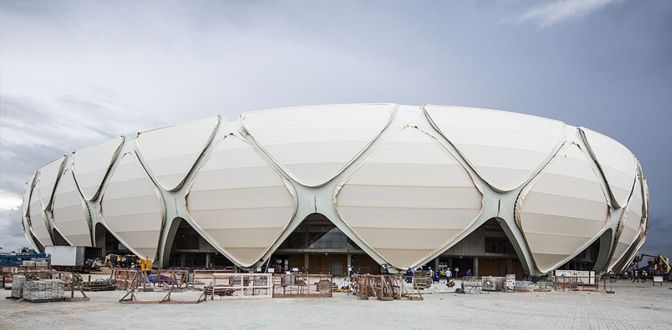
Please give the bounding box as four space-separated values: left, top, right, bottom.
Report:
24 298 65 303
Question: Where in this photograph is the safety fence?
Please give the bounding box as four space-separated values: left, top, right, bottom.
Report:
203 273 273 300
350 274 423 301
272 273 333 298
112 269 189 291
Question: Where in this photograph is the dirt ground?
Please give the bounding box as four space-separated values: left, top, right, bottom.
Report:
1 280 670 329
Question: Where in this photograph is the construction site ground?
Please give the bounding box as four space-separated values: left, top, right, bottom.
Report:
1 280 670 329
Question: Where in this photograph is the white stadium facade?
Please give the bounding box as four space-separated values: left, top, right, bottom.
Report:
20 104 649 277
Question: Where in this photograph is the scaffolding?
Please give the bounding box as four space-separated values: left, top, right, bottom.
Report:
272 273 333 298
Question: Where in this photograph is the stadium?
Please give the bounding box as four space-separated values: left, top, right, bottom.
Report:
20 104 649 277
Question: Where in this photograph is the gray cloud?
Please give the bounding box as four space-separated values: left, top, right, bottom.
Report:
0 209 25 252
0 1 670 258
641 216 672 257
513 0 622 27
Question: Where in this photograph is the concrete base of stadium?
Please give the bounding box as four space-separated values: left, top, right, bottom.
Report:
2 280 670 329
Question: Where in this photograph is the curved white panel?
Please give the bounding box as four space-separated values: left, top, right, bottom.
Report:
424 106 565 192
35 156 66 209
101 152 163 260
22 172 37 217
580 128 636 208
616 231 646 272
72 137 123 201
22 173 39 251
516 143 609 273
188 135 297 267
22 216 39 251
336 127 483 269
640 165 649 229
607 175 643 270
29 186 52 247
52 169 92 246
242 104 395 187
137 116 219 191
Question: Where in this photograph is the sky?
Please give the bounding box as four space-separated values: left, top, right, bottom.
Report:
0 0 670 258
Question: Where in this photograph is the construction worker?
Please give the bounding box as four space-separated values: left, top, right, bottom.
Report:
405 267 413 283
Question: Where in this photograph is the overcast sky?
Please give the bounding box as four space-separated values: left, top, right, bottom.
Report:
0 0 670 258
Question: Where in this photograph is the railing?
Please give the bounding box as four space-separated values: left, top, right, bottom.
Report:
272 273 333 298
350 274 422 300
204 273 273 300
192 268 235 285
552 275 597 291
112 268 189 291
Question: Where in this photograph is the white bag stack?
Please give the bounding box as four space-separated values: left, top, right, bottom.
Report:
11 275 26 298
22 279 65 302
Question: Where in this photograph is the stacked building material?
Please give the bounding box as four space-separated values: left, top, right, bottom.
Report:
81 278 116 291
21 260 36 267
22 279 65 302
535 280 554 292
460 276 482 294
505 274 516 291
481 277 506 291
35 261 49 268
513 281 534 292
11 275 26 298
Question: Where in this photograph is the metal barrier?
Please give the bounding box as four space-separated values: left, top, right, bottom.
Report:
204 273 273 300
461 276 481 294
351 274 423 300
191 268 235 285
112 269 189 291
272 273 333 298
118 270 204 304
553 276 581 291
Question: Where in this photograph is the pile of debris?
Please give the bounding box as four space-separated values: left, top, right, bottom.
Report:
81 278 116 291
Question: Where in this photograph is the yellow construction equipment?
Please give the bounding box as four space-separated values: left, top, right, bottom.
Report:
140 258 153 271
